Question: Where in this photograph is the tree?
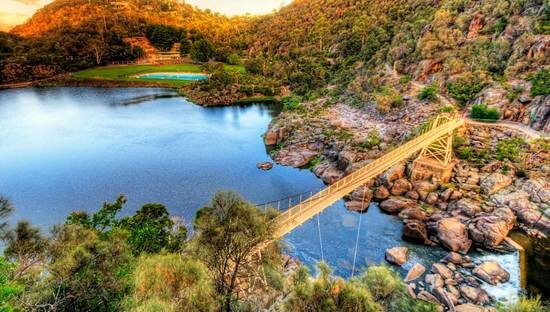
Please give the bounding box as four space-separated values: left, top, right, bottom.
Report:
4 221 47 280
0 197 13 239
120 203 176 255
45 224 133 311
192 191 278 311
190 39 214 62
180 38 192 56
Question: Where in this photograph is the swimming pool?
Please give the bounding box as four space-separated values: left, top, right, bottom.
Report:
137 72 209 81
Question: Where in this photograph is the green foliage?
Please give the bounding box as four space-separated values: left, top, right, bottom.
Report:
179 38 192 56
0 257 21 311
374 86 403 113
192 191 278 311
496 137 526 162
470 103 500 120
446 72 489 106
191 39 214 62
285 263 383 312
131 254 216 311
281 95 304 112
47 225 134 311
67 196 186 255
307 156 322 170
452 135 466 149
528 69 550 96
360 130 382 149
226 53 242 65
4 221 47 266
497 295 546 312
145 24 186 52
456 146 473 160
438 105 455 113
360 266 403 303
119 204 181 255
285 264 437 312
418 84 438 102
0 197 13 239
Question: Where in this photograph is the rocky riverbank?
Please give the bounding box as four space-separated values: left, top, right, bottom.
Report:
263 91 549 309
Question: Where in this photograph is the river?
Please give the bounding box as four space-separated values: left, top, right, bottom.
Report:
0 87 523 302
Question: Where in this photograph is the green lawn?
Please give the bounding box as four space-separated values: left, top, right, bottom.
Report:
72 63 245 88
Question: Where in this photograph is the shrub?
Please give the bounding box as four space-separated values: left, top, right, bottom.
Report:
132 254 216 311
496 137 525 161
418 85 438 102
438 105 455 113
528 69 550 96
456 146 473 160
498 295 546 312
452 135 466 149
226 53 242 65
360 130 382 149
281 95 303 112
446 72 489 106
374 86 403 113
190 39 214 62
360 266 403 302
470 103 500 120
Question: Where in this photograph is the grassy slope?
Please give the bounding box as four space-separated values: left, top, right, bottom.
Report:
72 64 245 88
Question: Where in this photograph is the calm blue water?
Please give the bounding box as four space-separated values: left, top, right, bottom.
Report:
0 88 519 288
138 73 208 80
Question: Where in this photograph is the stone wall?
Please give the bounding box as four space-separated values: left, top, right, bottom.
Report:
463 124 525 152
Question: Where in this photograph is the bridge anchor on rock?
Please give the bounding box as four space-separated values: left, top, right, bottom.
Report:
411 114 458 183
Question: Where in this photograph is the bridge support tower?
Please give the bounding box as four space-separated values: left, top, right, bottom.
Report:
411 114 458 183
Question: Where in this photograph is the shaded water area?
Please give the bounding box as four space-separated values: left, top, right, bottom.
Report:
0 87 523 301
509 230 550 297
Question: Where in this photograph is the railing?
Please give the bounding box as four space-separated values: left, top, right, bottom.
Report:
272 115 464 237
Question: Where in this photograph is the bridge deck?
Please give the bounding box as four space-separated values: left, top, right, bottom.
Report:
274 117 465 238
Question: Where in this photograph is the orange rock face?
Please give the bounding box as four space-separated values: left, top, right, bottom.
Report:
467 13 484 39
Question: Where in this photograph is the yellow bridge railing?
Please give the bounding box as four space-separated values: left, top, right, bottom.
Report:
274 114 465 237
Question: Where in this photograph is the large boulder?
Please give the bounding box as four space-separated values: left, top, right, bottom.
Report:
313 163 345 185
455 304 492 312
459 285 490 305
404 263 426 282
256 162 273 170
278 146 318 168
432 287 456 311
437 218 472 253
402 220 429 244
399 208 428 221
264 126 286 145
448 198 482 217
443 252 463 265
385 247 408 266
373 186 390 200
468 208 516 248
480 173 512 194
432 263 452 279
425 273 444 289
413 180 438 200
472 261 510 285
380 197 419 214
346 186 373 212
337 151 356 172
381 163 406 185
391 178 412 196
519 179 550 206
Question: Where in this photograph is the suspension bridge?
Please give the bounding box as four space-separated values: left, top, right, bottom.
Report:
258 113 465 238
